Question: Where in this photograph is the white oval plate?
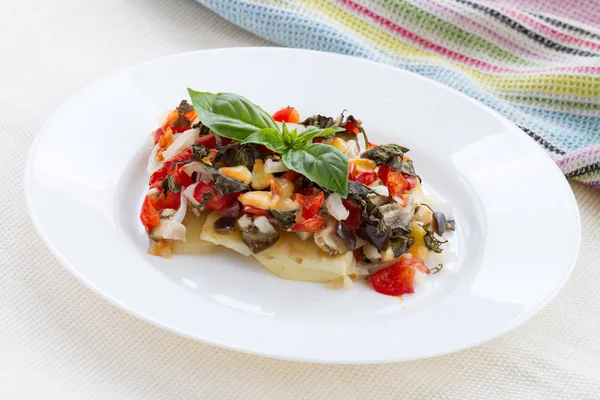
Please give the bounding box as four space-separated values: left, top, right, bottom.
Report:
26 48 580 363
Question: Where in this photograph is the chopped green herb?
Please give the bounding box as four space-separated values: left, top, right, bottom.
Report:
429 264 444 274
190 143 209 161
388 158 416 176
300 114 336 128
269 208 300 231
422 223 447 253
161 174 180 194
362 144 409 165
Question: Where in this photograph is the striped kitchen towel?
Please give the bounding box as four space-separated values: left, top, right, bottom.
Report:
198 0 600 187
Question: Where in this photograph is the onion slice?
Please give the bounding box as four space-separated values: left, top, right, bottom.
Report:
325 193 349 221
163 195 187 241
162 128 198 161
264 159 288 173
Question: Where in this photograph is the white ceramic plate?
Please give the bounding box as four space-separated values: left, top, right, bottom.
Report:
26 48 580 363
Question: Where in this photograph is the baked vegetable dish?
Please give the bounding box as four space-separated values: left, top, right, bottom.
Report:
140 90 455 296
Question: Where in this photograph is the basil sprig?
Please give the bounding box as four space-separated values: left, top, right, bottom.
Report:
188 89 349 197
187 89 278 141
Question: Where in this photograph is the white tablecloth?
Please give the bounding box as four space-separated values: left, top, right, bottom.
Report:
2 0 599 398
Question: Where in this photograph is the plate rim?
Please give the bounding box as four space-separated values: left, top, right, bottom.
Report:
25 47 581 363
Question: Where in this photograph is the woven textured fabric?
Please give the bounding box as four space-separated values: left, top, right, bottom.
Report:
198 0 600 187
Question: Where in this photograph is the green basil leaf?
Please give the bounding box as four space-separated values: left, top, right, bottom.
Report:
297 126 344 143
242 128 287 153
280 123 296 147
281 143 348 198
187 89 278 141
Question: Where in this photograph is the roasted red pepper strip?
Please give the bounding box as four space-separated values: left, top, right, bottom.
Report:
140 195 161 229
272 107 300 123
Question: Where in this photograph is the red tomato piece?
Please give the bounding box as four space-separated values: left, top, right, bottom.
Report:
206 192 240 212
300 187 320 196
356 171 377 186
169 147 193 164
153 127 164 145
348 162 358 180
218 201 241 218
295 191 324 219
193 181 213 203
412 257 430 275
377 164 391 183
342 199 362 231
291 215 326 232
170 123 191 133
155 190 181 211
150 181 162 191
243 205 269 216
194 134 217 149
386 171 409 197
272 107 300 123
172 166 194 189
281 170 301 183
149 165 169 186
193 182 240 212
140 196 161 229
405 174 419 191
343 120 360 134
368 254 427 296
